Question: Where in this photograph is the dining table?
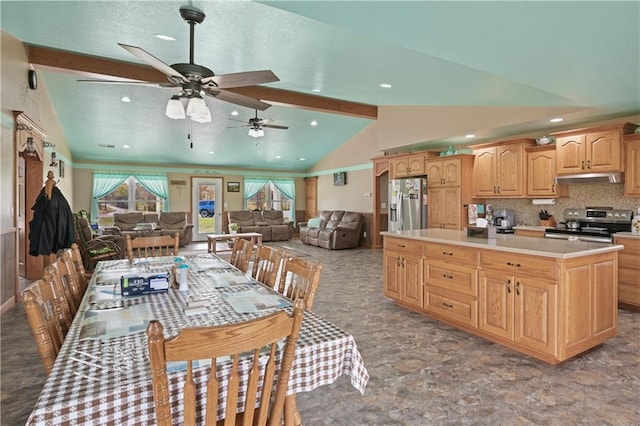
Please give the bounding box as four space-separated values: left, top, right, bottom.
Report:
26 253 369 425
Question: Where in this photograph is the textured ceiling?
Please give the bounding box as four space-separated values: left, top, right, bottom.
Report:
2 1 638 171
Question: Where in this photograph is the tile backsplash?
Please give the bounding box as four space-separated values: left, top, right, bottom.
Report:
485 183 639 226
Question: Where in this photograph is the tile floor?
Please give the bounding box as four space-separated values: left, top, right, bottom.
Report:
2 240 639 425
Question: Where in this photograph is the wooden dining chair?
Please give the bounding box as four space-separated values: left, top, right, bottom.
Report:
69 243 90 290
147 297 306 426
276 256 323 310
251 244 284 288
229 237 254 273
22 279 69 374
43 256 82 316
125 232 179 262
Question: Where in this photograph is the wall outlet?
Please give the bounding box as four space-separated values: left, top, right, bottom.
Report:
363 231 367 238
381 202 386 209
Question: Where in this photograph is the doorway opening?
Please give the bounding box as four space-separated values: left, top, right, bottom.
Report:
191 177 222 241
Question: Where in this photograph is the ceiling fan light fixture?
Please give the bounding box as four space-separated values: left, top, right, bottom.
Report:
186 96 211 123
166 96 186 119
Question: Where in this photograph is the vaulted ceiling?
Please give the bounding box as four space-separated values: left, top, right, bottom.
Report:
2 1 638 171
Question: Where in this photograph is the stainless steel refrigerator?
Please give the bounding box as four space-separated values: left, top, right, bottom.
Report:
389 177 428 231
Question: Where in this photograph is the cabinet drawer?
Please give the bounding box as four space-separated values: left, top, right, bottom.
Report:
480 251 557 281
384 237 424 256
424 286 477 328
426 243 477 266
614 237 640 255
424 261 477 296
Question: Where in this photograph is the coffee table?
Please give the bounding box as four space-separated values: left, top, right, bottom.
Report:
207 232 263 254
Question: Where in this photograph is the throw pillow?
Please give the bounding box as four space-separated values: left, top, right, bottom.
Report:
307 217 322 228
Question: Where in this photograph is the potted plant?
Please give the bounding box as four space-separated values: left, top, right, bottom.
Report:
228 223 240 234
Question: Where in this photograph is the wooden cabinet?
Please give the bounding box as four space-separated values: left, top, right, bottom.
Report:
425 158 462 186
426 155 475 230
526 145 568 198
624 134 640 197
613 235 640 311
383 237 423 309
472 139 533 197
553 123 636 175
514 228 546 238
479 269 557 355
391 153 425 178
304 177 317 220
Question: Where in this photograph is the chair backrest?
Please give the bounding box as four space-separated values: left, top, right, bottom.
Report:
251 244 284 288
147 298 306 426
277 256 323 310
69 243 89 290
125 233 179 262
43 255 82 316
230 238 254 273
22 279 68 374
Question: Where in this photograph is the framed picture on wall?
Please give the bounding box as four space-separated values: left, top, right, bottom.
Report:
227 181 240 192
59 160 65 178
333 171 346 186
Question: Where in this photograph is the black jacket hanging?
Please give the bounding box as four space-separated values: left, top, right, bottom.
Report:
29 186 75 256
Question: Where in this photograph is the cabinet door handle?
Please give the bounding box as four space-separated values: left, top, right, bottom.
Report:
506 279 511 293
552 184 556 193
516 281 521 296
496 186 500 194
442 302 454 309
442 274 454 279
442 251 453 256
587 160 591 169
493 186 497 193
506 262 521 267
396 257 401 267
396 244 406 248
581 160 585 169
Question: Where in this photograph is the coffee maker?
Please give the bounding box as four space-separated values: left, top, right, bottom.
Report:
492 208 515 233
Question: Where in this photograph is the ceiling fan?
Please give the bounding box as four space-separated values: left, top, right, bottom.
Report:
229 109 289 137
80 5 278 122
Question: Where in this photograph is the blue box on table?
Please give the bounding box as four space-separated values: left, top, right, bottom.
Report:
120 273 170 296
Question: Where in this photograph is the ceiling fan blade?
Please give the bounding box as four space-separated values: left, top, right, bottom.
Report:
263 124 289 130
226 124 250 129
206 89 272 111
77 79 176 88
201 70 279 89
118 43 188 83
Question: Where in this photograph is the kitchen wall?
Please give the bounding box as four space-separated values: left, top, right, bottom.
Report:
485 183 639 226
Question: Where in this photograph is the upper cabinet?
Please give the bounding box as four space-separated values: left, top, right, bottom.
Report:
624 134 640 197
553 123 636 175
471 139 534 198
526 145 568 198
426 155 475 230
391 153 426 179
426 157 463 187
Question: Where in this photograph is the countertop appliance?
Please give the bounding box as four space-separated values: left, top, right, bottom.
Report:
544 208 633 243
492 208 515 234
389 177 427 231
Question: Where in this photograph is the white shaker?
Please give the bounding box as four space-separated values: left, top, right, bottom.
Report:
177 263 189 292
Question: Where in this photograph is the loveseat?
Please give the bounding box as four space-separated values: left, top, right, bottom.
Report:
299 210 364 250
227 210 294 242
104 211 193 246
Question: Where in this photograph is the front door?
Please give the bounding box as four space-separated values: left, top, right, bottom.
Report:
191 177 222 241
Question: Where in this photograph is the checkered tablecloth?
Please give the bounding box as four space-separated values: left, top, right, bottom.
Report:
27 255 369 425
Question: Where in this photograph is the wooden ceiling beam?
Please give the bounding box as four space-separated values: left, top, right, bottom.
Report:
27 45 377 120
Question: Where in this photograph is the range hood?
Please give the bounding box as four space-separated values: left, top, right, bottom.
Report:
554 172 623 184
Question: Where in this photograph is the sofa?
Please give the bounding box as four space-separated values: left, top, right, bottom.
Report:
227 210 294 242
299 210 364 250
104 211 193 246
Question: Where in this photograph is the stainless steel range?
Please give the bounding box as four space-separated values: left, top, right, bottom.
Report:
544 208 633 243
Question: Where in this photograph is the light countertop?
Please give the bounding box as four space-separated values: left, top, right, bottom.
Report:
381 229 623 259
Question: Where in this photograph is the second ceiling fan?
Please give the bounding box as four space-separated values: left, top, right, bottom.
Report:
229 109 289 138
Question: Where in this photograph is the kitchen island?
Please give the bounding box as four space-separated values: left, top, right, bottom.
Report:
381 229 623 364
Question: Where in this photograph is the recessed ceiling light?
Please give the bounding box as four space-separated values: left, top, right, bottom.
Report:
550 117 564 123
275 155 281 159
379 83 392 88
208 151 215 155
311 89 321 93
294 157 306 161
465 134 476 138
122 144 130 149
121 96 131 103
230 110 239 116
154 33 175 41
310 120 318 126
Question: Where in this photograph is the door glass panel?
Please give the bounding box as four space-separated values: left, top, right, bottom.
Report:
192 178 222 240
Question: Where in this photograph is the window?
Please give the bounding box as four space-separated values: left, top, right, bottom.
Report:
246 182 291 213
244 179 295 223
97 176 164 216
